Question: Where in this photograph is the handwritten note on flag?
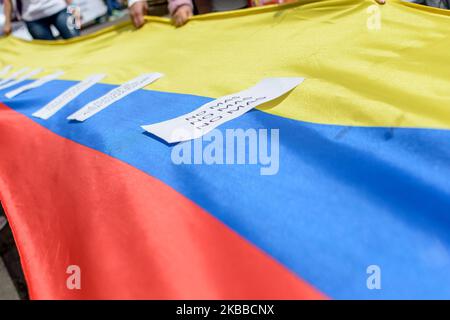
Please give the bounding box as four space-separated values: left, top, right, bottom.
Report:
33 74 106 120
67 73 163 122
142 77 304 143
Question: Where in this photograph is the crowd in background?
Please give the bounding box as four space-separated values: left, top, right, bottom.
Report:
0 0 449 40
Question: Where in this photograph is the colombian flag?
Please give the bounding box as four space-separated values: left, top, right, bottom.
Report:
0 0 450 299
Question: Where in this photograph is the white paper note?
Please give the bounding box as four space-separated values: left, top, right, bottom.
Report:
0 65 12 77
0 68 43 91
67 73 163 122
142 77 304 143
0 68 29 87
5 70 65 99
32 74 106 120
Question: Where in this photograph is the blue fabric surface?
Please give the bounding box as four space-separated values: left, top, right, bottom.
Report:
2 79 450 299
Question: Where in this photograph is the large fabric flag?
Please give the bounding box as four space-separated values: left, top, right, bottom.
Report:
0 0 450 299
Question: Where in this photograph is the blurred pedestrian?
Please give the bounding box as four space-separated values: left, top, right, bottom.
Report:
2 0 80 40
128 0 386 29
410 0 449 9
105 0 126 20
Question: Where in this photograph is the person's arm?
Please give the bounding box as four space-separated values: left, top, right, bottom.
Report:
128 0 148 28
3 0 13 36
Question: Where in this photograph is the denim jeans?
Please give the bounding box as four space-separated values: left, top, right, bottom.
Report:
25 9 80 40
105 0 122 16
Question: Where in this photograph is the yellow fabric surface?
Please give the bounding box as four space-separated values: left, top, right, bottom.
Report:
0 0 449 129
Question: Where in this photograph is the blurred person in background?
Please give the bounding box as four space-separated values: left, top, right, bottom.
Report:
411 0 449 9
128 0 190 28
128 0 266 28
195 0 248 13
3 0 80 40
105 0 127 20
128 0 386 29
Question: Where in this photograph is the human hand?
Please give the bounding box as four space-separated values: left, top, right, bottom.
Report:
172 5 193 28
3 22 12 36
130 1 149 29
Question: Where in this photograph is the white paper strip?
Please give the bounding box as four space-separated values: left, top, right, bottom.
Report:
5 70 65 99
0 65 12 77
32 74 106 120
0 67 29 87
0 68 43 91
142 77 304 143
67 73 163 122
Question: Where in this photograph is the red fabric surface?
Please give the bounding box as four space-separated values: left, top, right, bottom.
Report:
0 103 325 299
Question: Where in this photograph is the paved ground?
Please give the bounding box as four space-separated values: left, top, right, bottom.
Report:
81 14 131 36
0 250 19 300
0 206 28 300
0 209 20 300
